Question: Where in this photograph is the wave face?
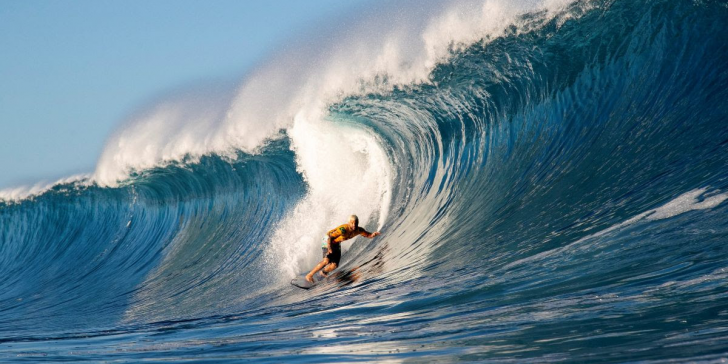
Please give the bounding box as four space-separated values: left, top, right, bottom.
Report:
2 0 728 362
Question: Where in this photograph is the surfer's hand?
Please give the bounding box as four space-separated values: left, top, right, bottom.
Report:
371 231 381 237
327 248 333 255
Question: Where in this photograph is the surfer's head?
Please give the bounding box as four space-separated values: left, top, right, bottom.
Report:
349 215 359 229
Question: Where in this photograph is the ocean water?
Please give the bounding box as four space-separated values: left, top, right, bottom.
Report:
2 0 728 362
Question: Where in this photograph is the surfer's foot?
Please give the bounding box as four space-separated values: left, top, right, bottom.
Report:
305 274 314 283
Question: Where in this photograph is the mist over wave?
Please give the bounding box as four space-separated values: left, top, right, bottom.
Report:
2 0 728 362
91 0 577 187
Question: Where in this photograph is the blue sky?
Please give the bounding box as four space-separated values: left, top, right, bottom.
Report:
0 0 370 188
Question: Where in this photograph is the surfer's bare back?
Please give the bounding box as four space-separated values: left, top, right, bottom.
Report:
306 215 380 283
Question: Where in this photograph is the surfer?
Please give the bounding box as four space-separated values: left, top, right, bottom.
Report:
305 215 380 283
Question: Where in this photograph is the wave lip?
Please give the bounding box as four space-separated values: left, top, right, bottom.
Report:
0 174 92 203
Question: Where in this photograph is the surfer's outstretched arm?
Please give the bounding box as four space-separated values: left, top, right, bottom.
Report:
360 229 381 238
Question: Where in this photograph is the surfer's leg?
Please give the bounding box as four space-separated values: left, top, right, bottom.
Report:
320 262 338 277
322 262 338 274
306 257 329 283
322 247 341 276
306 247 332 282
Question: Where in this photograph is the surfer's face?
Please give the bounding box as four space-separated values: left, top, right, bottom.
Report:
348 218 357 230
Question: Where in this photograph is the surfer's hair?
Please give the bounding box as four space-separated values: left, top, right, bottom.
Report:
349 215 359 227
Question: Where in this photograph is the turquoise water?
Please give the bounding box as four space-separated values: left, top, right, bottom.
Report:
2 0 728 362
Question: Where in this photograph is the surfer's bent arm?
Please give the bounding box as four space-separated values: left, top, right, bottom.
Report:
327 236 335 253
